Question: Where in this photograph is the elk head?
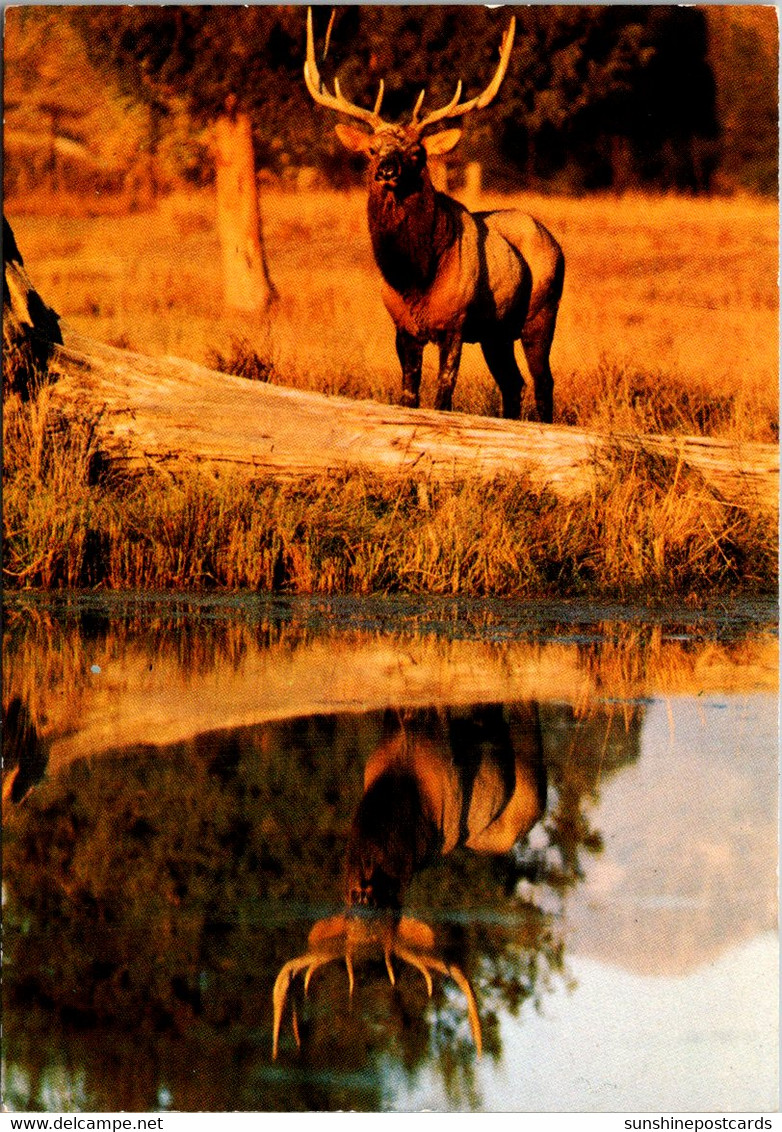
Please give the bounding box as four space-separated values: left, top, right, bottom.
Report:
345 763 437 910
272 910 482 1059
304 8 516 197
272 779 480 1059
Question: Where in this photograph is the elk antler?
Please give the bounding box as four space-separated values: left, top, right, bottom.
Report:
304 7 387 129
272 912 483 1058
410 17 516 136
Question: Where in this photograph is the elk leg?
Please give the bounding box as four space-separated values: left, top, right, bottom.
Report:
520 306 558 425
434 335 462 412
396 330 424 408
480 338 525 420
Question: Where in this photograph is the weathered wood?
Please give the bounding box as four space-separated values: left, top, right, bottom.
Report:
46 325 779 512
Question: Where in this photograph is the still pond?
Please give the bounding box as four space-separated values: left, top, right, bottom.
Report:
2 596 778 1112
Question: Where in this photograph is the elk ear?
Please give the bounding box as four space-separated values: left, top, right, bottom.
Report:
422 128 463 157
334 123 374 153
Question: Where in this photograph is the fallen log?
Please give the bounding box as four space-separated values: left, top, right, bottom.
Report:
5 215 778 511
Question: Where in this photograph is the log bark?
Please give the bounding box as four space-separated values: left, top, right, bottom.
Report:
43 328 779 514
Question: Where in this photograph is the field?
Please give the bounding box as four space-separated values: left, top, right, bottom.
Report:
3 188 779 597
8 187 779 440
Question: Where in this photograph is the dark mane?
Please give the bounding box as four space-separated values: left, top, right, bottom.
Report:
345 769 440 909
367 181 459 294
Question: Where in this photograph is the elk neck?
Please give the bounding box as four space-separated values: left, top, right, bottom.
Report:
367 174 459 296
345 767 441 909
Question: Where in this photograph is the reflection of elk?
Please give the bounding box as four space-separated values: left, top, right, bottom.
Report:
304 10 564 422
273 704 546 1058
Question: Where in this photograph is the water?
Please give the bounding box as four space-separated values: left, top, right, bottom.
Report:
2 595 778 1112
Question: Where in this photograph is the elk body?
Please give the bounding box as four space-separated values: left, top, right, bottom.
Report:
305 11 564 422
273 704 546 1058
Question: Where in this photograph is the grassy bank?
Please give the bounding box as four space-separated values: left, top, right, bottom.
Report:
3 385 775 599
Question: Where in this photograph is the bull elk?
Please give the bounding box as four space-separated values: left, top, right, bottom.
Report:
304 10 564 422
273 704 546 1058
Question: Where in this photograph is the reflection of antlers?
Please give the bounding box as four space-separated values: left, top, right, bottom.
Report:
272 913 482 1058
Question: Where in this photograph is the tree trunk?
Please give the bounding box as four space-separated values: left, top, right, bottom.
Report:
611 134 634 194
213 104 277 315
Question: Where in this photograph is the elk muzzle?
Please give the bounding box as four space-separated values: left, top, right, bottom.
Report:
375 153 402 185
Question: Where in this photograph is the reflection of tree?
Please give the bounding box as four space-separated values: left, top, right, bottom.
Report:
4 698 642 1112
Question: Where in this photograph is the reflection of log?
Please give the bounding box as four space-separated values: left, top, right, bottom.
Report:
4 216 778 510
6 631 778 778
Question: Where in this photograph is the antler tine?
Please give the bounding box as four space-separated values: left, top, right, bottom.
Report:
384 943 396 986
412 16 515 136
345 949 355 998
393 946 483 1057
323 7 336 61
373 79 386 119
305 7 388 129
291 1002 301 1051
272 952 334 1059
444 963 483 1058
410 88 426 127
394 945 434 997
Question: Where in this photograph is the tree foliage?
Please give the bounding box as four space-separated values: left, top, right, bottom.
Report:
50 5 780 195
496 6 719 191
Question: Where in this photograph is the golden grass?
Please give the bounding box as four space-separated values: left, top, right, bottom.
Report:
3 383 775 596
7 187 779 441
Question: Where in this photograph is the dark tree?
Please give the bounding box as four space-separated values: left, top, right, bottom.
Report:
62 1 770 297
497 6 719 192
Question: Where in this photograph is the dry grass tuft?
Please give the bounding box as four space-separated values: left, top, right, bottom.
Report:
206 337 277 383
3 388 775 597
3 386 101 587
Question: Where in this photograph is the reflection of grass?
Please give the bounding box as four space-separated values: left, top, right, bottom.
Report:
3 603 775 798
3 386 775 595
8 188 779 440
